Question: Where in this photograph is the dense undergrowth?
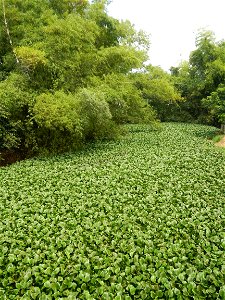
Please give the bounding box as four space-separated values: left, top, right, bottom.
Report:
0 123 225 299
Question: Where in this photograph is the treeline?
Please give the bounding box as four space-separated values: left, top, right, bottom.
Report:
0 0 180 159
1 1 224 162
171 30 225 127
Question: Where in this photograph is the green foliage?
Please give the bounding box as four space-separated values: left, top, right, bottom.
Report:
33 91 83 152
0 123 224 298
14 47 52 90
39 13 98 91
171 29 225 124
87 1 126 49
34 91 81 132
203 85 225 123
87 1 150 51
132 66 182 121
77 88 118 140
32 89 119 152
0 73 35 151
91 74 159 125
211 134 224 143
0 0 53 62
14 46 48 71
0 0 160 156
95 46 148 77
48 0 89 15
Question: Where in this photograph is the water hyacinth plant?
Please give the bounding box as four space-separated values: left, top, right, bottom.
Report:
0 123 225 299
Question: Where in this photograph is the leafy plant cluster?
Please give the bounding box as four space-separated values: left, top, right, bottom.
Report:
0 123 224 299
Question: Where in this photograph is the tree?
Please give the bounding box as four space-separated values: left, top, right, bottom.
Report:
48 0 88 16
203 85 225 124
131 65 182 121
171 29 225 124
0 0 158 159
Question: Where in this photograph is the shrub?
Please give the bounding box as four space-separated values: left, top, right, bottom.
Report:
203 85 225 124
91 74 159 126
33 88 120 153
0 73 35 153
33 91 83 152
77 88 119 140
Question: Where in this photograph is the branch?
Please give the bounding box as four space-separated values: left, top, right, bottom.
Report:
2 0 19 64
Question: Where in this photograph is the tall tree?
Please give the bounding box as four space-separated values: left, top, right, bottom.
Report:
131 65 182 121
171 29 225 124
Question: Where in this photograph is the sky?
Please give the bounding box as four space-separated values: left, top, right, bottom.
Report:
107 0 225 71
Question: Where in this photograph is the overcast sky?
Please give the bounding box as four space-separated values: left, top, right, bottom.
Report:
107 0 225 71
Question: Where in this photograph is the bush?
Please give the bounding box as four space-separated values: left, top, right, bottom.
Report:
33 88 120 153
77 88 119 140
91 74 159 126
0 73 35 153
203 85 225 124
33 91 83 152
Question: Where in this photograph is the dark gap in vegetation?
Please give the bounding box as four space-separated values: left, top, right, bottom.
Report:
0 149 29 167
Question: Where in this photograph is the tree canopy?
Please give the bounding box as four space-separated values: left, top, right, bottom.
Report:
171 29 225 125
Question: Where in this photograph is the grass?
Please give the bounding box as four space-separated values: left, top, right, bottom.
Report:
211 132 225 155
211 134 224 143
0 123 225 299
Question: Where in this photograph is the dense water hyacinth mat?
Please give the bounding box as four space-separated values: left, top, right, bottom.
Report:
0 123 225 299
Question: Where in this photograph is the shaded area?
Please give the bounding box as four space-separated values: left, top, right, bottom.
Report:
0 150 26 167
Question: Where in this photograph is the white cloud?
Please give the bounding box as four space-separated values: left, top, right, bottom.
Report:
108 0 225 70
